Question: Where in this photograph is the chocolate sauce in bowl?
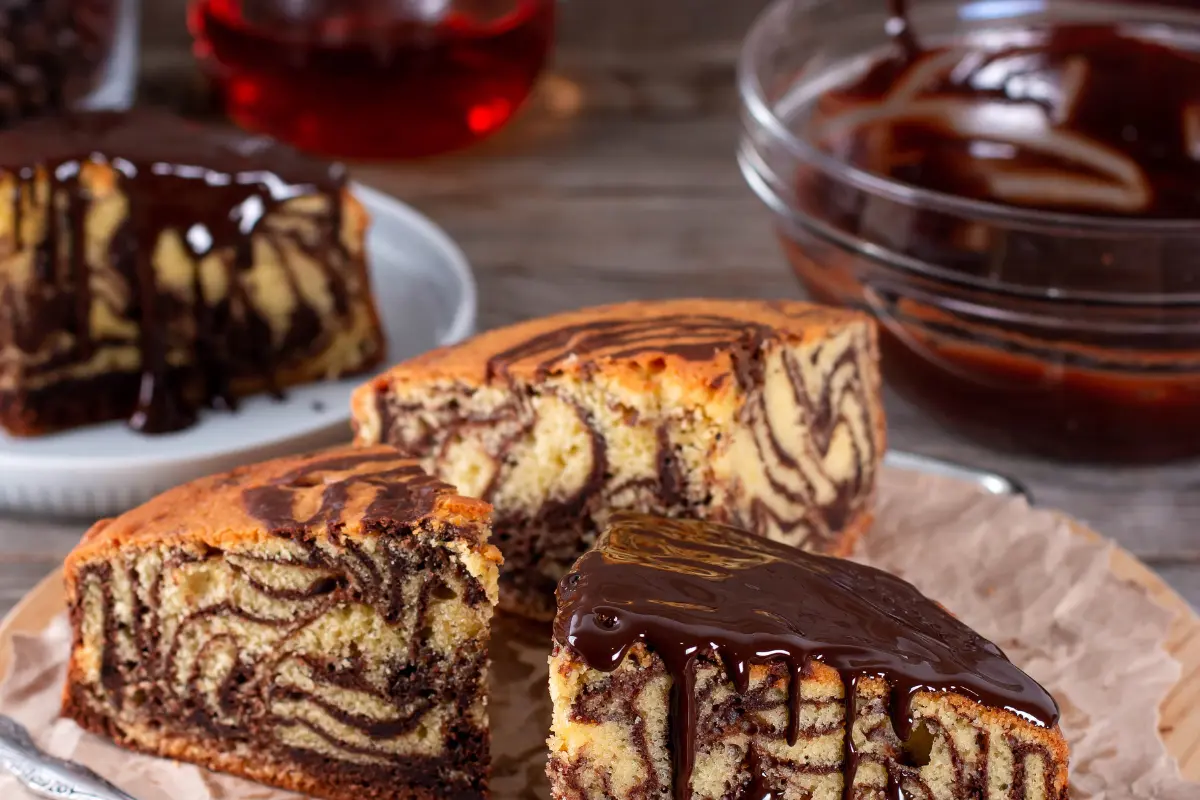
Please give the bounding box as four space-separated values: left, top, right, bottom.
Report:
555 513 1059 800
886 0 920 57
821 19 1200 218
774 2 1200 460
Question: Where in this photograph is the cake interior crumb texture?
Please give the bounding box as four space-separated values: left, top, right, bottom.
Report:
352 298 885 619
61 446 500 800
547 514 1069 800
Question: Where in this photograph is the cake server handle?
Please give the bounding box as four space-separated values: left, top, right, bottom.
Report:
0 715 139 800
884 450 1031 502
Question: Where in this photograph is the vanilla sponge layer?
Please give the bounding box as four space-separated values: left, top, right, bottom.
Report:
65 526 496 800
548 645 1068 800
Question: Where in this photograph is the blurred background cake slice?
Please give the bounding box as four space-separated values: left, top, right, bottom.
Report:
62 445 500 800
548 512 1068 800
352 298 884 618
0 109 384 436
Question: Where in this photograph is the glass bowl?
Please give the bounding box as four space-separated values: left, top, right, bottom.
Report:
738 0 1200 463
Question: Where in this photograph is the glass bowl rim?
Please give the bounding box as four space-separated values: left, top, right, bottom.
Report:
736 0 1200 237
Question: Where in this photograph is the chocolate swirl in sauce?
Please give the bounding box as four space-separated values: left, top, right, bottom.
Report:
780 1 1200 462
0 109 360 433
554 513 1060 800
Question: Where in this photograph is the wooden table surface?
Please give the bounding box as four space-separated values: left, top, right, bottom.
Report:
0 68 1197 617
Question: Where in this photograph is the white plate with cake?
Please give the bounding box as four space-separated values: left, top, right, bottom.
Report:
0 112 475 517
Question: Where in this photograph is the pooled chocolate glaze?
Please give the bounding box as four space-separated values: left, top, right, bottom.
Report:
554 513 1059 800
1 109 353 433
825 8 1200 218
778 4 1200 462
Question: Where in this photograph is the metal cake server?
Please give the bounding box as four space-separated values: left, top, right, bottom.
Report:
0 715 138 800
884 450 1032 503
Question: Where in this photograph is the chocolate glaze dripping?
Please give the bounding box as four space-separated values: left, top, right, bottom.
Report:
886 0 920 58
0 109 352 433
65 164 90 361
743 747 773 800
554 513 1059 800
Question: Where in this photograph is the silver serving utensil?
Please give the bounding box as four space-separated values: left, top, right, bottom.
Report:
885 450 1032 503
0 715 138 800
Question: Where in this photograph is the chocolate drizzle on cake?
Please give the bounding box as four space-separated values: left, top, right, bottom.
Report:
554 513 1059 800
474 308 875 532
1 109 354 433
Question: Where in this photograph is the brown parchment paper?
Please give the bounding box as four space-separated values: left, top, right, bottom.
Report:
1 468 1196 800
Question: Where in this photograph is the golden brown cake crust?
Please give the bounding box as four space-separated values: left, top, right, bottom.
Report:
353 298 880 406
67 445 495 571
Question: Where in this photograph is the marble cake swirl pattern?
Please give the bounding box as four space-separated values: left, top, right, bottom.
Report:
62 452 495 798
549 515 1065 800
240 450 451 534
551 653 1065 800
370 306 881 617
0 110 381 434
481 313 790 383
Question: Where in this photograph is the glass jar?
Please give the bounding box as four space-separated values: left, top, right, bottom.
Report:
739 0 1200 463
189 0 556 159
0 0 134 125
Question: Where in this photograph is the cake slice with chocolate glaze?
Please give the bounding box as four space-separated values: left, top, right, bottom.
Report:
548 513 1068 800
62 445 500 800
0 109 384 436
352 298 884 619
